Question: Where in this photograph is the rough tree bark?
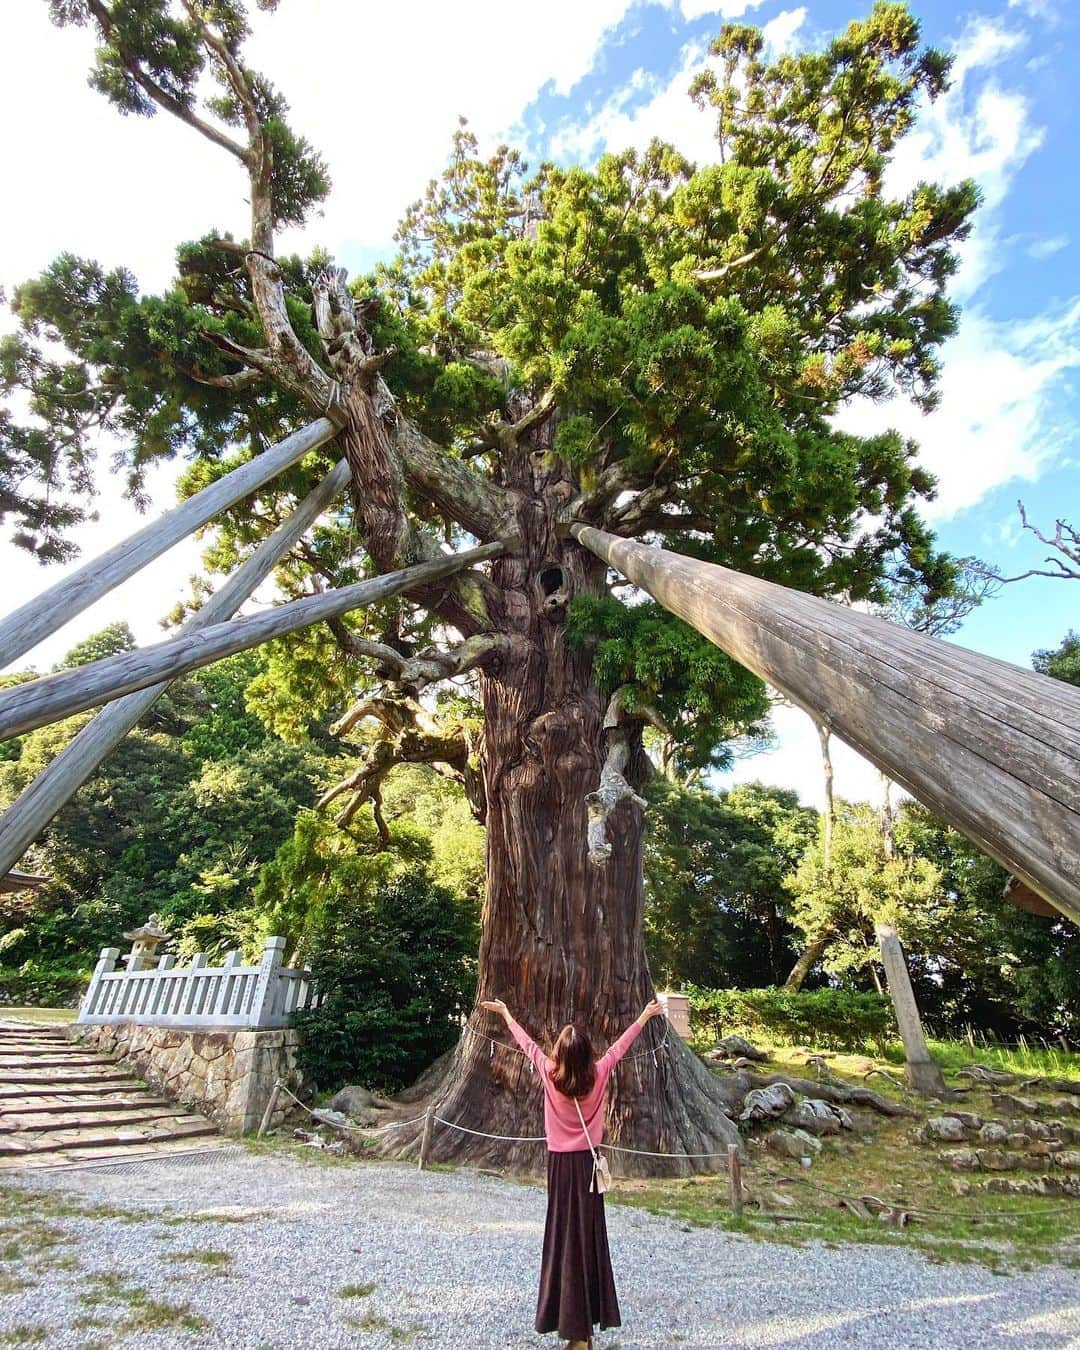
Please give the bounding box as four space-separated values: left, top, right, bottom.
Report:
386 435 742 1176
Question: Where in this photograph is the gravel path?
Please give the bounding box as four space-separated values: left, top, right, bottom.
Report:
2 1147 1079 1348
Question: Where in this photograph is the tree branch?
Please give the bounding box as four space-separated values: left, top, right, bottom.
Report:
85 0 248 161
321 694 486 830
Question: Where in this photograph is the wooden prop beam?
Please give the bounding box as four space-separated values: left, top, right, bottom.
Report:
570 524 1080 926
0 417 338 670
0 460 351 878
0 542 503 742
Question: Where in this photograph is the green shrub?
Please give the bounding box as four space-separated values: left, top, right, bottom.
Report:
684 985 895 1054
293 872 478 1092
0 960 88 1007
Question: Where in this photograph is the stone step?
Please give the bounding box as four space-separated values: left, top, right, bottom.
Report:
0 1092 174 1116
0 1067 137 1085
0 1079 146 1098
0 1055 119 1070
0 1137 232 1171
0 1115 218 1156
0 1106 199 1133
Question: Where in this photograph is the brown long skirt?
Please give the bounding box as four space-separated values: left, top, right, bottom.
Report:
536 1149 621 1342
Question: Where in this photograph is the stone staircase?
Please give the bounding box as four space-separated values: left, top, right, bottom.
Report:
0 1022 224 1169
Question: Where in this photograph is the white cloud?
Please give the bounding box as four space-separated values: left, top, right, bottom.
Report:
885 20 1042 301
837 298 1080 520
1028 234 1069 259
678 0 766 18
548 42 717 165
761 7 807 57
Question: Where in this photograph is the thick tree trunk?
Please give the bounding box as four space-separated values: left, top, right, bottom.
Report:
783 933 830 993
387 461 741 1175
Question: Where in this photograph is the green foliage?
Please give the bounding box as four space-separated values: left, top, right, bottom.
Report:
53 622 136 669
1033 630 1080 688
293 872 479 1092
0 630 335 998
685 985 894 1053
0 960 87 1008
644 780 817 986
784 800 944 983
566 598 770 770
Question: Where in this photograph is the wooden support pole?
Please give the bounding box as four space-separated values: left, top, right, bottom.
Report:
0 541 503 741
0 416 338 670
418 1103 436 1171
727 1143 743 1216
570 524 1080 926
0 459 351 877
258 1080 283 1139
875 923 947 1097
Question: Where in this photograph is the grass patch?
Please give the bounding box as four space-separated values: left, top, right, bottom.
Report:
337 1281 376 1298
0 1270 35 1294
0 1326 48 1345
161 1210 263 1226
608 1036 1080 1272
169 1248 234 1272
0 1006 76 1025
346 1313 389 1333
77 1272 209 1333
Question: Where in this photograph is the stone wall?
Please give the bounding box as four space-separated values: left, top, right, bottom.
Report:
71 1022 308 1135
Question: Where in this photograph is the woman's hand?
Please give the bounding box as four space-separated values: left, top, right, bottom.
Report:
638 998 665 1026
480 998 510 1020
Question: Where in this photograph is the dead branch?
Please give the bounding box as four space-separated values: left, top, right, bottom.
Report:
587 686 668 865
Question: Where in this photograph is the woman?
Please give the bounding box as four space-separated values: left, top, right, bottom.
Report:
480 995 666 1350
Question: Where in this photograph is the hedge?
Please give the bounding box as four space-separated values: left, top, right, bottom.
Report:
683 985 895 1054
0 961 88 1008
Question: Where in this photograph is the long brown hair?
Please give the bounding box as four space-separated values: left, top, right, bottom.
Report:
550 1023 596 1099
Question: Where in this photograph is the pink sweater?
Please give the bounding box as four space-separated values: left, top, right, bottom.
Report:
506 1015 644 1152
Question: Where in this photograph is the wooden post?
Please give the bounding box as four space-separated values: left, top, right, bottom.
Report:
875 923 947 1097
418 1103 436 1171
257 1080 284 1139
0 459 351 878
0 417 338 670
727 1143 743 1216
0 541 504 742
570 524 1080 926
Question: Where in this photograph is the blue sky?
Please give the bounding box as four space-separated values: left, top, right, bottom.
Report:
1 0 1076 807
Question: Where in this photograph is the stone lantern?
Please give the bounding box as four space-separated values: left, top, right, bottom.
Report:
122 914 169 971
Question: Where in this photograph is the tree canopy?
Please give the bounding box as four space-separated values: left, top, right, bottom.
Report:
2 0 980 784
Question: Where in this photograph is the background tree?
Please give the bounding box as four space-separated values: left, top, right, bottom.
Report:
784 800 944 992
5 1 978 1163
645 781 816 988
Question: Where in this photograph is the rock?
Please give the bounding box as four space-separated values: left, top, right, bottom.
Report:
740 1083 796 1122
980 1175 1080 1198
783 1099 852 1136
977 1122 1008 1145
979 1149 1019 1172
939 1148 981 1172
949 1111 985 1132
1053 1150 1080 1170
330 1085 390 1115
311 1108 351 1130
1007 1133 1029 1150
990 1093 1043 1116
927 1116 969 1143
712 1035 767 1062
1049 1097 1080 1116
765 1128 821 1160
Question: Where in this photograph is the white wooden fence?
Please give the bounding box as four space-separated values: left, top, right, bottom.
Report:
77 937 317 1030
